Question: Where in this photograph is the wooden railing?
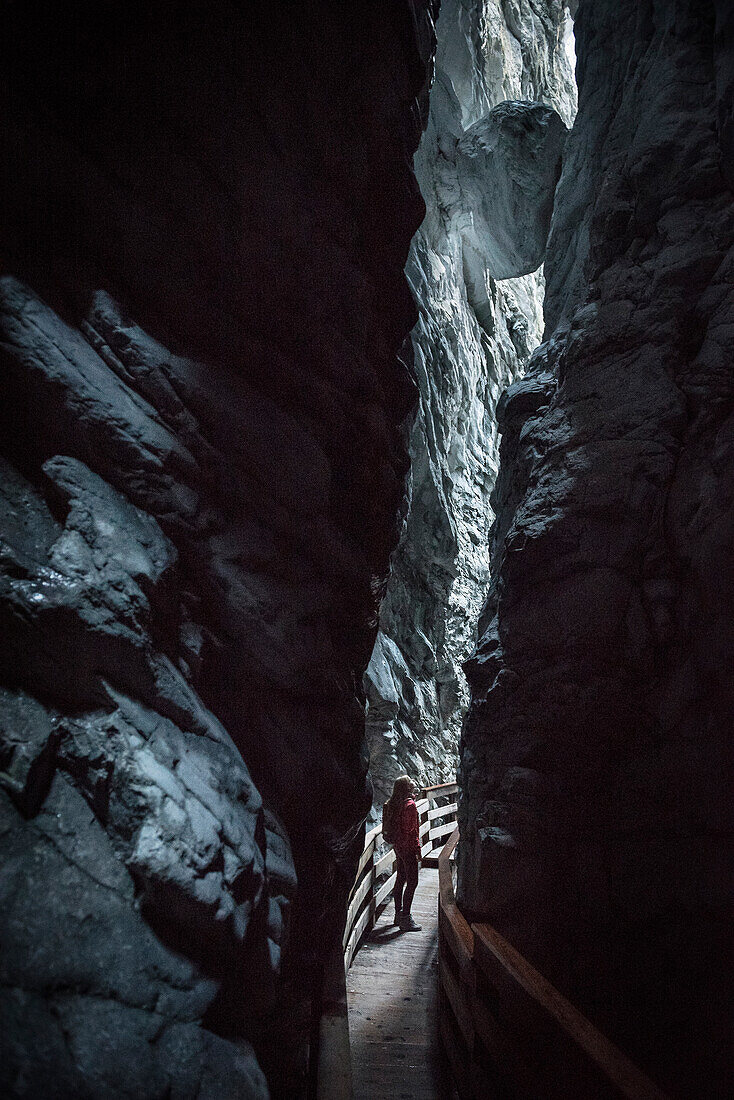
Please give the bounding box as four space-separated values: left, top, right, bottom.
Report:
315 782 458 1097
317 806 670 1099
437 827 669 1100
342 781 458 968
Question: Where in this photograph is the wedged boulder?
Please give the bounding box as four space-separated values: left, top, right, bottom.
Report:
456 100 568 279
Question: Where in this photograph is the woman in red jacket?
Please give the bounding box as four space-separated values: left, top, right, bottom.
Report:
387 776 422 931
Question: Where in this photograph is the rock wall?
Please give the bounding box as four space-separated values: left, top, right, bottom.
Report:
0 3 436 1095
460 0 734 1093
366 0 576 807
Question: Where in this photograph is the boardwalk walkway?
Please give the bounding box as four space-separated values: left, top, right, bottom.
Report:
337 816 668 1100
346 868 453 1100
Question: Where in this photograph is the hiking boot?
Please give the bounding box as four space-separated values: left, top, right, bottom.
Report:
400 915 422 932
391 905 402 926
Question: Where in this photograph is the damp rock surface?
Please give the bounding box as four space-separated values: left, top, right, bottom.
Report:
0 2 436 1094
460 1 734 1094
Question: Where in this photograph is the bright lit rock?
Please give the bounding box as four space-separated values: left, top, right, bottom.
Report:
456 100 568 278
366 0 576 809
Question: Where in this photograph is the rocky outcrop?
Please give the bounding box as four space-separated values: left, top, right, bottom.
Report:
366 0 575 808
0 3 436 1095
0 282 288 1098
456 100 568 279
460 0 734 1094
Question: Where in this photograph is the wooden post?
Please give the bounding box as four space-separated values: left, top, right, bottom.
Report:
366 842 376 934
316 942 354 1100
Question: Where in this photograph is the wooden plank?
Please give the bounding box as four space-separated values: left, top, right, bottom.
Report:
419 819 431 839
349 1021 433 1048
350 970 431 990
352 839 375 886
345 870 373 942
438 906 473 985
429 818 457 842
344 934 359 972
344 904 373 969
420 838 433 858
439 954 473 1048
365 824 381 848
439 1003 472 1100
427 801 458 822
350 1064 436 1099
468 1051 508 1100
350 1036 435 1057
374 847 395 877
472 923 669 1100
438 824 460 868
350 1017 435 1041
374 870 397 907
415 798 430 814
351 903 372 949
470 986 540 1099
422 781 459 798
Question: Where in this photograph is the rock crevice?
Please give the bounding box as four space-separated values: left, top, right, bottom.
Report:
366 0 576 809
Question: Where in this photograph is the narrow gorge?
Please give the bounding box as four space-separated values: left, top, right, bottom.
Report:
0 2 731 1098
366 0 575 810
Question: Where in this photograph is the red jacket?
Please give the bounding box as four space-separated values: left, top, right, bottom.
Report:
395 797 420 856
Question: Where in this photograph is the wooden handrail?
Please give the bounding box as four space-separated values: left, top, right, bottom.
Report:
437 826 473 983
423 780 459 795
437 827 669 1100
428 800 457 821
320 811 670 1100
472 923 667 1100
341 784 458 969
317 783 460 1097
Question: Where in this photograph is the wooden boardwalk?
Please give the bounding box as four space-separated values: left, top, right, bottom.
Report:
347 868 453 1100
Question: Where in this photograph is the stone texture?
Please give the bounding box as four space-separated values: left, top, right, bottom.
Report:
460 1 734 1094
456 99 568 279
0 775 268 1099
366 0 575 808
0 2 436 1094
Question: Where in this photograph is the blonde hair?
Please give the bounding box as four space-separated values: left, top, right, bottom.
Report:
388 775 415 805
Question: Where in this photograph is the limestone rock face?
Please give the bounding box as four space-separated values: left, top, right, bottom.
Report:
0 2 436 1094
366 0 575 808
456 100 568 279
460 0 734 1093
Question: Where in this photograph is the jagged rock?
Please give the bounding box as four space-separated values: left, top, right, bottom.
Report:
460 1 734 1093
0 688 60 816
366 0 576 808
0 776 269 1098
0 2 436 1093
56 690 267 953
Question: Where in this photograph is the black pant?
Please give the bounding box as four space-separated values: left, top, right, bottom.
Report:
393 850 419 915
